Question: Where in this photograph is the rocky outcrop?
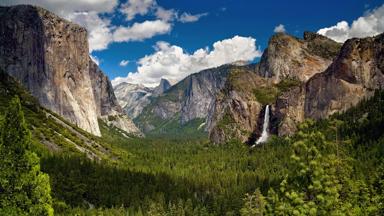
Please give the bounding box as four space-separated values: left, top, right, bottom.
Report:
275 33 384 136
114 82 153 119
304 33 384 119
114 79 171 119
274 85 306 136
0 5 141 137
0 5 100 135
207 67 264 143
258 32 341 82
208 32 340 143
135 64 242 133
208 32 384 143
89 59 142 136
89 59 122 116
152 78 171 96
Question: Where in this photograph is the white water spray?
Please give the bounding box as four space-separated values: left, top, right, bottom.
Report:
252 105 270 147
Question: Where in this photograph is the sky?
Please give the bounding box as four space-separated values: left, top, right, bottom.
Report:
1 0 384 87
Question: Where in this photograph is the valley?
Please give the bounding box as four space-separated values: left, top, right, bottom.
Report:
0 2 383 216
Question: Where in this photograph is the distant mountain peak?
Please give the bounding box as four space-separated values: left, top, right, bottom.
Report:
153 78 171 96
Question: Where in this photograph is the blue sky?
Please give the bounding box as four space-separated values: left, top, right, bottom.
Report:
2 0 384 86
96 0 384 85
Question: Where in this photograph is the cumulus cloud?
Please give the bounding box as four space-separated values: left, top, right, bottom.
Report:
67 12 113 52
119 0 155 21
274 24 286 33
119 60 130 67
178 12 208 23
1 0 208 53
113 20 171 42
318 4 384 42
0 0 118 16
112 36 262 87
0 0 117 53
155 7 176 21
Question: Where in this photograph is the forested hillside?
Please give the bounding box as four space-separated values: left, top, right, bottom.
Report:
0 3 383 216
2 66 382 215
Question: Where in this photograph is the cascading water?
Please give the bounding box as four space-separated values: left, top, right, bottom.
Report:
252 105 270 147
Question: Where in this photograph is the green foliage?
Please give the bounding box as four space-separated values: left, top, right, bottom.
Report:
1 67 384 215
0 97 53 215
241 90 384 215
265 123 344 215
253 86 279 105
275 78 301 92
240 189 266 216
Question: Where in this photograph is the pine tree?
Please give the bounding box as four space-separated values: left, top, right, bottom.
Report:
0 97 53 215
240 189 266 216
265 121 343 215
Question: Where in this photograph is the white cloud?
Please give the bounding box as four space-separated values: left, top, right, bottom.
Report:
178 12 208 23
67 12 113 52
112 36 262 87
120 60 130 67
274 24 286 33
0 0 117 53
318 4 384 42
0 0 118 16
113 20 172 42
1 0 209 53
155 7 176 22
119 0 155 21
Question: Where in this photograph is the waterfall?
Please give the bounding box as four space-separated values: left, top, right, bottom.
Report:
252 105 270 147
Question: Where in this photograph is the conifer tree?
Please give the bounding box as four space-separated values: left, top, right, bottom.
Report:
240 189 266 216
0 97 53 215
265 121 343 215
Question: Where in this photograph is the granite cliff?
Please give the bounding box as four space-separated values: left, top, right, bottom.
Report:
113 79 171 119
0 5 141 137
134 64 247 134
209 32 384 143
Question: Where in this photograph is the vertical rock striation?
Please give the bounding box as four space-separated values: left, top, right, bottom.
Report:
0 5 101 135
89 59 142 136
208 32 341 143
134 64 238 133
258 32 341 82
0 5 141 137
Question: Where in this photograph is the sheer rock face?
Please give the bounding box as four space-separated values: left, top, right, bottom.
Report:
89 59 122 116
208 32 384 143
276 33 384 136
0 5 100 136
0 5 141 137
275 85 306 136
113 79 170 119
258 32 341 82
89 59 142 136
304 33 384 119
207 67 264 144
208 32 341 143
152 78 171 96
134 65 234 133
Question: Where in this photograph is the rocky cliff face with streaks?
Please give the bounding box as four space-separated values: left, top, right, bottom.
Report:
275 33 384 136
0 5 141 137
113 79 171 119
208 32 341 143
89 59 142 136
258 32 341 82
134 64 243 134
